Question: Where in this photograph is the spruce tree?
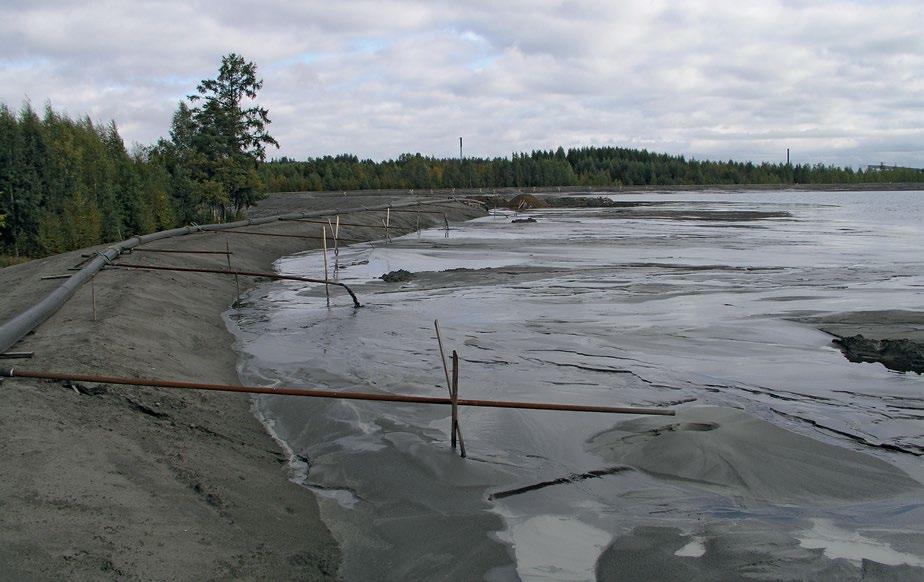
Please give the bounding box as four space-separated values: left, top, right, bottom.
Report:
181 53 279 220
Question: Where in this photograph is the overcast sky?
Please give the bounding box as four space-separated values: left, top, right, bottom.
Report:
2 1 921 167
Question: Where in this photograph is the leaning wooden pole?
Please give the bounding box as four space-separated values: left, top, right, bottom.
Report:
435 319 467 450
434 320 453 394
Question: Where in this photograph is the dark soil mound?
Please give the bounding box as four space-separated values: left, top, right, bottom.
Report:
544 196 623 208
380 269 414 283
508 194 549 210
833 334 924 374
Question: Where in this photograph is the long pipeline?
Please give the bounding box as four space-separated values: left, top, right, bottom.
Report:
0 368 676 416
0 197 466 354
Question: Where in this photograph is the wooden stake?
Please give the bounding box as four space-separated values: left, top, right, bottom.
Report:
416 204 421 238
90 276 96 322
386 207 391 242
451 350 458 449
444 213 450 238
327 216 340 280
451 350 466 457
226 240 240 298
322 227 330 307
334 215 340 278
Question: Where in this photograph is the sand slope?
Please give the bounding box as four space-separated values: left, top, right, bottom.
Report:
0 193 483 580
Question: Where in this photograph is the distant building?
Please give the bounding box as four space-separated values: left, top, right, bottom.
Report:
867 163 924 172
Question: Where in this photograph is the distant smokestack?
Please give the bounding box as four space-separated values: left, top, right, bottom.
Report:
786 148 790 165
459 137 463 162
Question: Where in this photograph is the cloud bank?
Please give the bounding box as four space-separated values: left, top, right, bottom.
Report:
1 0 921 167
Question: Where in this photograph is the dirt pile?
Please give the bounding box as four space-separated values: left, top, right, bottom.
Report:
508 193 549 209
380 269 414 283
833 334 924 374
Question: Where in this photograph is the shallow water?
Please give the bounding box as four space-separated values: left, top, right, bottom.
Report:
228 190 924 580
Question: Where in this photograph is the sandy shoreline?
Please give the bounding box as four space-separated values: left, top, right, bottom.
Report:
0 193 484 580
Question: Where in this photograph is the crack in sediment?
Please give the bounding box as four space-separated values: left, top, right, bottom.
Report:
522 356 655 385
700 382 839 404
834 390 924 403
488 466 632 500
526 348 653 368
770 408 923 457
462 358 513 365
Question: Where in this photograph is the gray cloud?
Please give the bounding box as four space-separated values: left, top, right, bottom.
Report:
1 0 921 167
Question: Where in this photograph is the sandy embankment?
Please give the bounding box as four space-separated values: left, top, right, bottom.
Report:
0 193 484 580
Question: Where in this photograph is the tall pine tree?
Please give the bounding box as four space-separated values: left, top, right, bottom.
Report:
179 53 279 221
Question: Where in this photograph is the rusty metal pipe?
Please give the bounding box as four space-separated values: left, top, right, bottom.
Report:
217 230 364 243
108 263 362 308
0 368 676 416
132 249 234 255
281 218 384 228
372 207 455 214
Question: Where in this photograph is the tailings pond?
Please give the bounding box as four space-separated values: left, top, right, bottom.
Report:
227 190 924 581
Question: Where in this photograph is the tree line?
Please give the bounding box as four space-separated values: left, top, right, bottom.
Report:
260 147 923 193
0 54 275 259
0 104 176 257
2 53 922 261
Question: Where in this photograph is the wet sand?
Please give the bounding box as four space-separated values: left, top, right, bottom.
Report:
593 409 924 581
0 193 483 580
589 407 921 505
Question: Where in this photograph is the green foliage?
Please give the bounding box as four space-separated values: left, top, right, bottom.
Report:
0 102 177 258
0 254 29 268
0 53 285 258
175 53 279 220
260 148 924 192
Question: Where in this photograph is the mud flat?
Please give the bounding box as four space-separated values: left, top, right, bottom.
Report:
225 189 924 580
0 193 483 580
591 407 924 581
